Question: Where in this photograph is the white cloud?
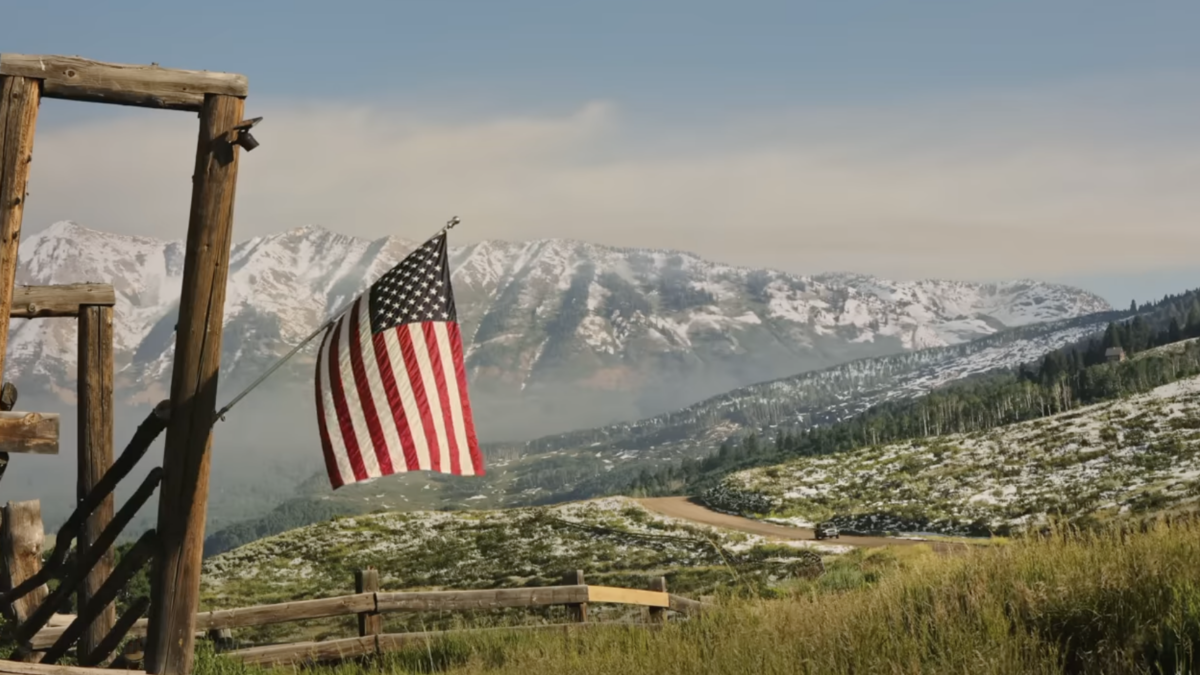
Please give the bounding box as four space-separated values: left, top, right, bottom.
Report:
21 76 1200 281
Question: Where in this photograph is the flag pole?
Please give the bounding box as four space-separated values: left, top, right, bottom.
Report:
211 216 461 424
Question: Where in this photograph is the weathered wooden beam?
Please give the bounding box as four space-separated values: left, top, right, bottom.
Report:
9 284 116 319
373 624 639 655
585 586 670 608
13 468 162 646
34 594 372 649
354 569 381 637
196 594 375 632
77 304 116 658
40 531 158 665
225 636 377 668
81 595 149 667
0 412 59 455
375 585 589 613
0 402 169 610
226 624 658 668
147 92 247 675
0 660 143 675
0 75 40 382
0 500 48 623
31 585 712 651
667 593 710 616
0 55 247 113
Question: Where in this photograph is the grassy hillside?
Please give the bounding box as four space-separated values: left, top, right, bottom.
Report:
192 516 1200 674
204 289 1200 557
631 323 1200 501
199 498 842 644
203 312 1119 556
703 350 1200 537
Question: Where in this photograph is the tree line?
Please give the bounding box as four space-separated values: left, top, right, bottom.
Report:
627 288 1200 497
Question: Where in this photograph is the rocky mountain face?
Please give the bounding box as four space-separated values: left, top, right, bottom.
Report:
9 221 1111 441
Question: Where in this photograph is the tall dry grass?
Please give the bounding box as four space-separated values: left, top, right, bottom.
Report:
198 518 1200 674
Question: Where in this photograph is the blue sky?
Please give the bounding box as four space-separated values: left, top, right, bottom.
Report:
3 1 1200 306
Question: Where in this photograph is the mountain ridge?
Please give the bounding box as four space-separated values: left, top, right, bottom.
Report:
9 221 1112 419
3 220 1111 532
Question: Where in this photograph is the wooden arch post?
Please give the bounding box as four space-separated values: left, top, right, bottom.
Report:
145 92 246 675
0 54 255 675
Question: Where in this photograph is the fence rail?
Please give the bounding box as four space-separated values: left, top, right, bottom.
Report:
230 622 666 669
30 581 706 652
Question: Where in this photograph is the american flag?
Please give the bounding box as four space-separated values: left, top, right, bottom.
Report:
314 230 484 489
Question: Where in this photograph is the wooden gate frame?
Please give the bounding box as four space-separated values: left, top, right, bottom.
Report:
1 283 117 654
0 54 257 675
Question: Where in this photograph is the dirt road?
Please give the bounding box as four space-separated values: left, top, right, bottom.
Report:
637 496 967 553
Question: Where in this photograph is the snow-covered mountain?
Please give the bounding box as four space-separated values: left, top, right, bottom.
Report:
9 221 1111 439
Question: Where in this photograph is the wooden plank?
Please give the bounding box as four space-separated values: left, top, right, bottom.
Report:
0 75 40 384
667 593 710 616
0 660 144 675
232 624 657 662
76 305 116 659
80 596 148 667
354 569 381 637
374 623 652 655
40 530 158 665
224 636 376 668
14 468 162 645
195 594 375 631
2 402 169 613
0 412 58 455
586 586 670 608
147 92 247 675
563 570 587 623
0 500 47 622
0 55 247 112
9 284 116 318
375 585 589 613
226 625 647 668
34 594 372 649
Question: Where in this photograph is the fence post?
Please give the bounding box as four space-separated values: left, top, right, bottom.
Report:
147 91 246 675
1 500 48 623
355 568 381 637
648 576 667 624
563 570 587 623
207 628 234 652
78 303 117 660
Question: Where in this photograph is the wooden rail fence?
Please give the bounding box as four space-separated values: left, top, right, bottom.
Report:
24 569 710 669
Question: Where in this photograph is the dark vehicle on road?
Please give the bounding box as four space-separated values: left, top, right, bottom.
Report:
814 521 839 540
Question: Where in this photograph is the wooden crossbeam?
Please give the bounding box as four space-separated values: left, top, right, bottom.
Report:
0 412 58 455
0 660 143 675
9 284 115 318
586 585 670 608
0 55 247 112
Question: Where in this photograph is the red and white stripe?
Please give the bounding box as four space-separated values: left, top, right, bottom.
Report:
314 297 484 489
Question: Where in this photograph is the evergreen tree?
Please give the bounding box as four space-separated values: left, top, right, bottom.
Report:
1130 299 1138 313
742 432 760 455
1187 300 1200 338
1169 317 1184 343
1103 322 1122 350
